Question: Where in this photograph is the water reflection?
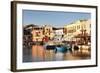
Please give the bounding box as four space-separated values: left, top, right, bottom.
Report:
23 45 90 62
32 45 45 61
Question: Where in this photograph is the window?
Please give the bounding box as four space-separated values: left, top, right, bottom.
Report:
36 32 40 37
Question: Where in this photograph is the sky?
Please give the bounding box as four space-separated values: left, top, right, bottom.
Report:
22 10 91 28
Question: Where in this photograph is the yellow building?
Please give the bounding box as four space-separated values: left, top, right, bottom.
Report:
43 25 54 40
31 25 54 42
63 19 91 43
31 27 44 42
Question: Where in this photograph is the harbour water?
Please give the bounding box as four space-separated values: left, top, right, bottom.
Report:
23 45 90 62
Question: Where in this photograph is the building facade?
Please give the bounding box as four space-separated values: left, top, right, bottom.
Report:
31 27 44 42
31 25 54 42
53 28 64 42
42 25 54 40
63 19 91 44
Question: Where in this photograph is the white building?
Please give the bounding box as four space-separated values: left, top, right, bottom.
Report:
53 28 64 42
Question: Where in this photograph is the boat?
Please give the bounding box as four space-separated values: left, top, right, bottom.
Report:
54 45 68 53
46 45 56 50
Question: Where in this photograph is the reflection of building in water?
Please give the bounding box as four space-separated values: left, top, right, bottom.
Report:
45 50 55 61
63 19 91 44
32 45 56 61
32 45 45 61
